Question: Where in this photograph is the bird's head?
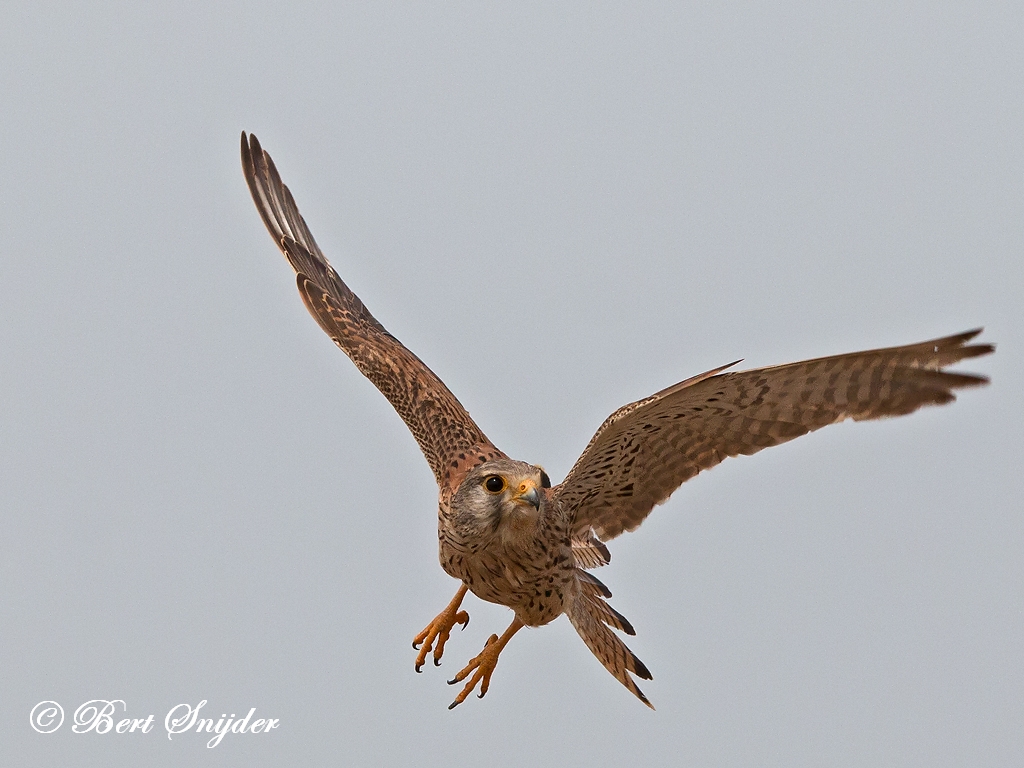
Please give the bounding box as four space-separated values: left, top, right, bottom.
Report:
450 459 552 541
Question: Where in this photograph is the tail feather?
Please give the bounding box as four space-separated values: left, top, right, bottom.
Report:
567 584 653 709
584 593 636 636
577 570 613 599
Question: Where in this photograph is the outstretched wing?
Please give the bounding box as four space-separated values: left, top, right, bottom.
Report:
556 330 993 541
241 132 502 493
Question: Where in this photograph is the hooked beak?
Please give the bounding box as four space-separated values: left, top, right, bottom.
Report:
512 480 541 510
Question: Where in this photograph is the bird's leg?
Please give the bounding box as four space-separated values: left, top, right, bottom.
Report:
447 616 524 709
412 583 470 672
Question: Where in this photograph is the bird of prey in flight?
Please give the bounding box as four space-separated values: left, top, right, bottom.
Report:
240 132 992 709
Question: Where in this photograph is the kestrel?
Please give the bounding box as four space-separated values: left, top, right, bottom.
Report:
240 132 993 709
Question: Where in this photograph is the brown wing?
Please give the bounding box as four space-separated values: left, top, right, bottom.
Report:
241 132 502 493
556 330 993 541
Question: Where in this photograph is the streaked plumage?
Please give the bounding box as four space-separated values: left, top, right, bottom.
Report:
241 132 993 709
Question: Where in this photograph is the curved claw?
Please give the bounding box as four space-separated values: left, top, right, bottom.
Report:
446 620 522 710
412 585 470 673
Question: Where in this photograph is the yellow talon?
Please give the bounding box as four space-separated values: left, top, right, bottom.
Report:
413 584 470 672
447 618 523 709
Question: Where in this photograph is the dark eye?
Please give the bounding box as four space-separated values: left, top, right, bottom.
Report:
484 476 506 494
540 471 551 489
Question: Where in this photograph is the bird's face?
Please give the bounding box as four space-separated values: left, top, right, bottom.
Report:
451 459 552 542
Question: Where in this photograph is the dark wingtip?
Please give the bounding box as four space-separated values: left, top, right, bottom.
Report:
241 130 261 158
931 328 994 358
957 327 983 342
940 371 991 388
247 133 264 164
960 343 995 361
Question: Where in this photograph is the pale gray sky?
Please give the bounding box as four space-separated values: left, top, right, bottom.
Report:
2 2 1021 765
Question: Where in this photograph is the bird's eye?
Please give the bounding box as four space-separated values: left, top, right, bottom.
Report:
484 476 506 494
540 471 551 489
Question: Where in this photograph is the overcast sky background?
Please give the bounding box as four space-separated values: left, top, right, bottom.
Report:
1 2 1021 765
